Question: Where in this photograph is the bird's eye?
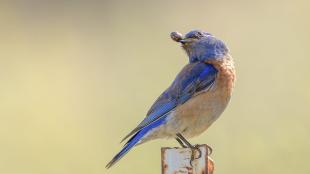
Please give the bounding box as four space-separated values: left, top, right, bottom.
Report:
189 32 203 39
195 32 203 38
185 31 206 40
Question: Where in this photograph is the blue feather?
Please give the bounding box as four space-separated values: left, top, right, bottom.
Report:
108 63 218 168
120 63 217 143
106 116 166 168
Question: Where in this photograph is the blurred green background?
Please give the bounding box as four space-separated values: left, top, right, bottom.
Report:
0 0 309 174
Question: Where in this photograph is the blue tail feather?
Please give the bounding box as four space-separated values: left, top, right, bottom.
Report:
106 116 166 168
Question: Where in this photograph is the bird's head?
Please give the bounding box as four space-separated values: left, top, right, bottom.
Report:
171 30 228 63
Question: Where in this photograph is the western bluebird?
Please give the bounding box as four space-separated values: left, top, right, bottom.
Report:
106 30 235 168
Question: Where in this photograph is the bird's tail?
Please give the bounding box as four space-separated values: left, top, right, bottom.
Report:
105 116 166 169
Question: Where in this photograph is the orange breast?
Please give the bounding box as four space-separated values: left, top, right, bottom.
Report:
173 54 236 138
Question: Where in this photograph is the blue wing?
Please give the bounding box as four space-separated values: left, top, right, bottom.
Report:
106 62 218 168
121 62 218 142
106 114 166 168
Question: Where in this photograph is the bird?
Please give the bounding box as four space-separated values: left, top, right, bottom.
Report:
106 30 235 168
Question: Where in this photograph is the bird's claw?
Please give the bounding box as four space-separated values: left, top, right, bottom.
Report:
206 144 213 155
194 145 202 159
189 145 202 166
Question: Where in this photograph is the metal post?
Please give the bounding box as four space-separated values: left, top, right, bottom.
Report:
161 144 214 174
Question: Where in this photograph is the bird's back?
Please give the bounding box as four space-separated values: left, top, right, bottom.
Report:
140 54 235 141
162 54 235 139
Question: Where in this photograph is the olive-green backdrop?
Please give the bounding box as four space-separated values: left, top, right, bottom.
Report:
0 1 309 174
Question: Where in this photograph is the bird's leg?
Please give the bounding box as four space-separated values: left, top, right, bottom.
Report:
176 133 201 166
176 133 202 158
175 137 187 148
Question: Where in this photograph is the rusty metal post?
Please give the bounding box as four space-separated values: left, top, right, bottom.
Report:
161 144 214 174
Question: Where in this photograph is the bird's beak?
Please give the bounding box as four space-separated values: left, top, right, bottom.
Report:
179 39 192 44
179 38 196 45
170 32 195 44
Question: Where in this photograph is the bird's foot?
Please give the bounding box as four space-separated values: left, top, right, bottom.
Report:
206 144 213 155
190 144 202 166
